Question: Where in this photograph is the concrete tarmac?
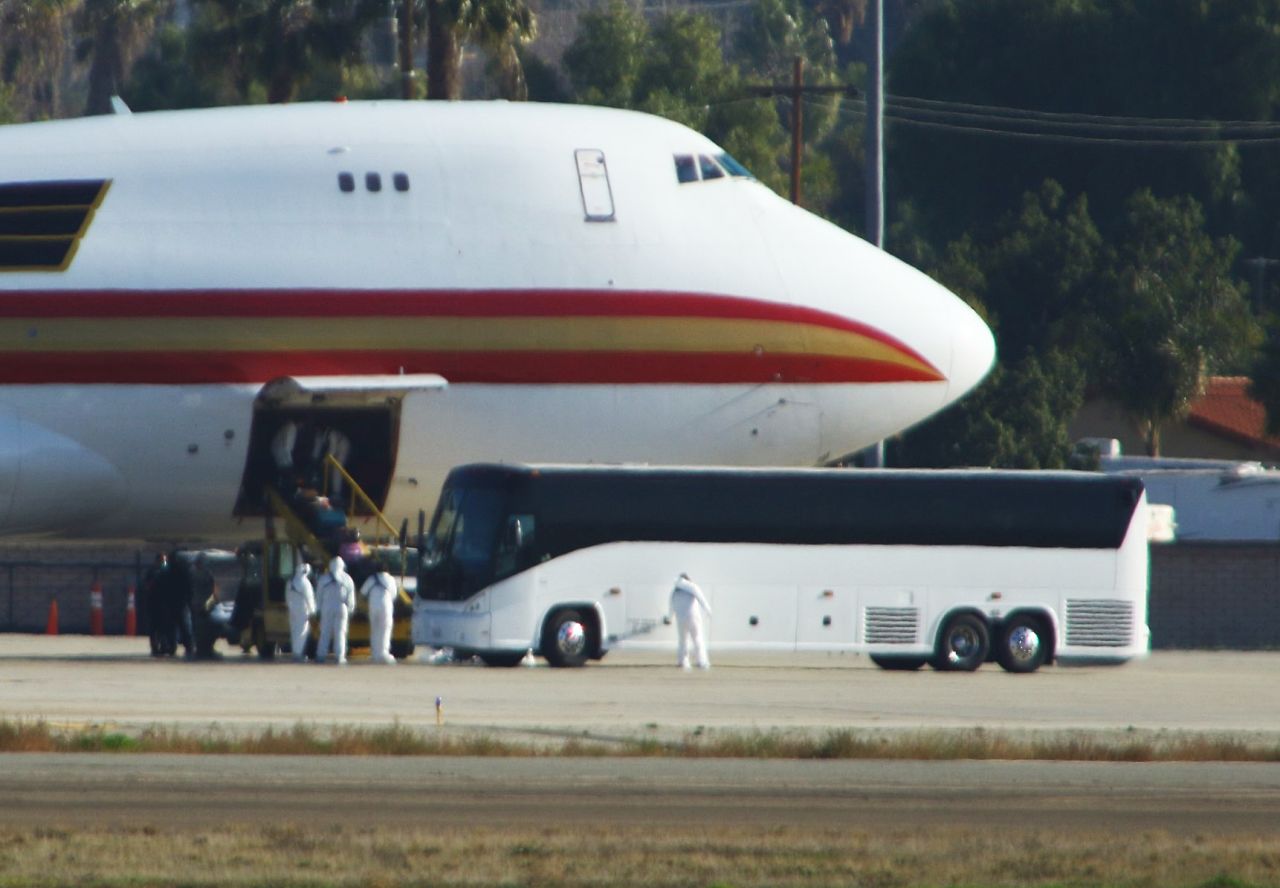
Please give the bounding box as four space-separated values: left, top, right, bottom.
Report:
1 635 1278 739
3 637 1280 837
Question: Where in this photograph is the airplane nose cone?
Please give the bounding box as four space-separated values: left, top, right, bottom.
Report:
944 295 996 403
852 242 996 405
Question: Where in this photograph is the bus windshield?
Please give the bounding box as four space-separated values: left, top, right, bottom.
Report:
420 485 507 600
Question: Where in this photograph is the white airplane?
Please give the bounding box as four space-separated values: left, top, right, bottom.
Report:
0 100 994 543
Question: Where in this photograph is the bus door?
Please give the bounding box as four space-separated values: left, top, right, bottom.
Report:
234 374 447 519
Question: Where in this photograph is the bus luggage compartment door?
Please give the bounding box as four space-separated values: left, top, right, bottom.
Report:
796 585 855 649
712 584 798 648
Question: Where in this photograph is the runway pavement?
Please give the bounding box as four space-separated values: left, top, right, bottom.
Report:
3 636 1279 837
4 753 1280 835
1 635 1278 739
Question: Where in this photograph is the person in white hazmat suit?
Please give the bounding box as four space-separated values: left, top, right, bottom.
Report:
669 572 712 669
315 556 355 665
359 561 398 665
286 562 316 663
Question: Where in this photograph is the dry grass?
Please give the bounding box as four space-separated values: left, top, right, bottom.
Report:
2 719 1277 762
0 822 1277 887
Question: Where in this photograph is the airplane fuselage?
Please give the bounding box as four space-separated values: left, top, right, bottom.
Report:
0 101 994 542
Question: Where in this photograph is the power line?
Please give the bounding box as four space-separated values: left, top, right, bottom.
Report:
885 94 1280 130
825 95 1280 147
717 89 1280 146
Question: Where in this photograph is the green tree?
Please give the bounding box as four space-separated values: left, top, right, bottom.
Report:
1097 190 1258 455
75 0 169 115
0 81 17 123
638 11 731 126
735 0 841 146
561 2 798 197
562 1 646 109
892 181 1100 468
964 181 1103 363
423 0 535 100
0 0 78 120
811 0 865 48
892 351 1083 468
189 0 385 104
886 0 1280 254
125 23 223 109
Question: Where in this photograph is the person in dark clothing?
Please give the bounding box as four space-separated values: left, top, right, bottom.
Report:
142 553 170 657
165 553 194 660
188 554 222 660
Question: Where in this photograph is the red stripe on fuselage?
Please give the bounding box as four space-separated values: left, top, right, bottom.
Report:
0 350 944 385
0 287 902 342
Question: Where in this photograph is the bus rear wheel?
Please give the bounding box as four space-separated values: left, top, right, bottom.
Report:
932 613 989 672
869 655 927 671
543 609 590 668
996 614 1049 674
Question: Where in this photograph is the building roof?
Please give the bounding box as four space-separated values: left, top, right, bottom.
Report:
1186 376 1280 451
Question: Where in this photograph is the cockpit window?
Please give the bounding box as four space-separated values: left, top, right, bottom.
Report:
716 153 754 179
674 152 755 184
674 155 698 183
698 155 725 180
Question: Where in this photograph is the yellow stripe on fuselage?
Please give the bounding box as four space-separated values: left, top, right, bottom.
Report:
0 316 938 376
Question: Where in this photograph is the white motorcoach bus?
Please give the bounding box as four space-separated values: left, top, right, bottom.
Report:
411 464 1151 673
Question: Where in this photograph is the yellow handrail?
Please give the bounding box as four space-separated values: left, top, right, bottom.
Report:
265 487 332 560
322 453 399 546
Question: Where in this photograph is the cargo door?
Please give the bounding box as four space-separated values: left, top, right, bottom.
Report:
235 374 446 518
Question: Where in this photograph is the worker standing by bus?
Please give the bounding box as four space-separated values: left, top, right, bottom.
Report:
670 572 711 670
315 556 355 665
360 560 398 665
286 561 316 663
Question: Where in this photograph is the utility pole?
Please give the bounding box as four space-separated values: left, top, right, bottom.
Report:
790 57 803 206
864 0 887 467
865 0 884 250
745 60 859 208
399 0 415 99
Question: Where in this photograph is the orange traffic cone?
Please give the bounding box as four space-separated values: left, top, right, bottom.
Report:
45 598 59 635
124 585 137 637
89 581 104 636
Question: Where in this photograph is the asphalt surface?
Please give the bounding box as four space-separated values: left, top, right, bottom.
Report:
4 754 1280 835
2 637 1279 835
3 636 1280 737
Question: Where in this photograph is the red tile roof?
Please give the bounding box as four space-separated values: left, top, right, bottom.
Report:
1186 376 1280 450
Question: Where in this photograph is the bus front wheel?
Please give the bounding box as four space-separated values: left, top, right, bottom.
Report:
543 609 590 668
996 614 1049 674
932 614 989 672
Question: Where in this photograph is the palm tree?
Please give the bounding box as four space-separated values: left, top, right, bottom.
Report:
424 0 535 100
0 0 79 120
75 0 171 115
192 0 385 104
